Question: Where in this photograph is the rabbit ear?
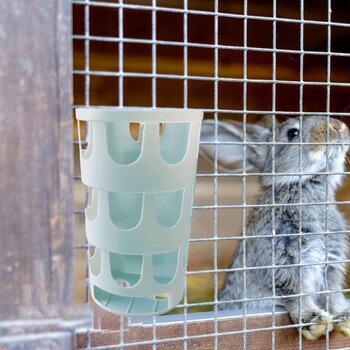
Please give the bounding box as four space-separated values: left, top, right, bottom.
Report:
200 119 272 172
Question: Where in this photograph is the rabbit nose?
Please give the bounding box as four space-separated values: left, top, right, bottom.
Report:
329 119 350 144
330 119 343 131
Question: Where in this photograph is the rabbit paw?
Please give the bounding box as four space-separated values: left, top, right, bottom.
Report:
334 310 350 337
302 311 333 341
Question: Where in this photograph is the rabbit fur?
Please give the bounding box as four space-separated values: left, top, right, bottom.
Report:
200 116 350 340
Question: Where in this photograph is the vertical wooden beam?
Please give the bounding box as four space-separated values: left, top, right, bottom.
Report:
0 0 91 348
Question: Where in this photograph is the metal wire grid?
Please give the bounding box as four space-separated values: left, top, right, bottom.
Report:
72 0 350 349
71 3 350 104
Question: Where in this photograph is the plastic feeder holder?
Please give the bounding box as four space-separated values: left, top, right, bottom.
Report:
76 108 203 317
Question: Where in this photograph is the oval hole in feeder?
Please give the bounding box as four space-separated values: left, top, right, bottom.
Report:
160 123 190 164
86 188 98 221
81 121 94 160
109 192 143 229
129 122 163 140
77 120 88 151
152 249 179 284
110 252 143 287
90 246 102 276
155 190 183 227
94 286 132 313
89 245 96 258
106 122 142 165
129 122 140 141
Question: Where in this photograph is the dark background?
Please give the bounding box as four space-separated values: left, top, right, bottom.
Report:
73 0 350 122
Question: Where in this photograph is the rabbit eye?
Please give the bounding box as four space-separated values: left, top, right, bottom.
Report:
287 128 299 141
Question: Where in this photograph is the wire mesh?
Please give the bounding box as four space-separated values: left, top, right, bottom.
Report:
72 1 350 349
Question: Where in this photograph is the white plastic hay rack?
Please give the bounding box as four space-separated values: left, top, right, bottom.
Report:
76 108 203 317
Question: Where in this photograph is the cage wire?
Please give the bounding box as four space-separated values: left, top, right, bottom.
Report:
72 0 350 349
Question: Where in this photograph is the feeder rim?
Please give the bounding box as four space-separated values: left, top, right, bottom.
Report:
75 107 204 123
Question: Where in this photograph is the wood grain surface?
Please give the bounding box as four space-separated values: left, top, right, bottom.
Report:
0 0 78 343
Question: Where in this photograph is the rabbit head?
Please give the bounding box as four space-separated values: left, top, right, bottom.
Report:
200 116 350 188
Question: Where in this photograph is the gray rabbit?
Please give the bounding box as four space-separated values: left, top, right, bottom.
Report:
200 116 350 340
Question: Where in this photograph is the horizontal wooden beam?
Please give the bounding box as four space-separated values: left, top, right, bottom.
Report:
76 307 350 349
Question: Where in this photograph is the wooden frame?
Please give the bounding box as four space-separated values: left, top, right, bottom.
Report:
2 1 349 348
76 307 349 349
0 1 91 348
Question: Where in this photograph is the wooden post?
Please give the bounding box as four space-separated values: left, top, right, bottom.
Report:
0 1 91 348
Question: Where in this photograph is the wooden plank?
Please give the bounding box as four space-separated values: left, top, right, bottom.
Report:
0 0 78 327
0 2 93 347
76 307 350 349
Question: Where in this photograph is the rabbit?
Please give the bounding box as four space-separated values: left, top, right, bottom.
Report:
200 115 350 340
